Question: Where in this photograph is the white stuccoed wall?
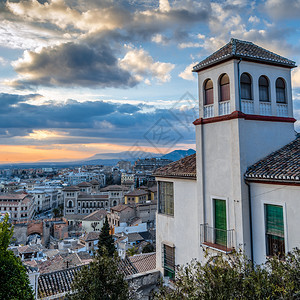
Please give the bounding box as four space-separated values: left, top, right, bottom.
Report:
156 178 198 274
250 182 300 265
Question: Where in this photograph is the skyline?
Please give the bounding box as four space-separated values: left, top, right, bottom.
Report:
1 0 300 163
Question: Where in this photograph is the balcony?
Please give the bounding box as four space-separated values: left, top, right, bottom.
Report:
241 99 254 114
200 224 235 254
259 102 271 116
277 103 288 117
219 100 230 116
203 104 214 118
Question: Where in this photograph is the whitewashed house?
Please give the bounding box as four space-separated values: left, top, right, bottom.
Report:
155 38 300 279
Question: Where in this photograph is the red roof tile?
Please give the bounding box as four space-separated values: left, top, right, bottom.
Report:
154 154 196 179
193 38 296 72
245 137 300 183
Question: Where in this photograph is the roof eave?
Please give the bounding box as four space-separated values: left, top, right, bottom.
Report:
154 175 196 180
193 55 296 72
245 177 300 185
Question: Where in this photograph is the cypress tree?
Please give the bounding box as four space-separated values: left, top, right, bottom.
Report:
98 216 115 257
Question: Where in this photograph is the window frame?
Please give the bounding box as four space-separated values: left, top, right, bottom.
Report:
264 204 285 258
158 181 174 216
204 79 214 105
259 75 270 102
163 244 175 279
240 73 252 100
219 74 230 102
276 78 286 103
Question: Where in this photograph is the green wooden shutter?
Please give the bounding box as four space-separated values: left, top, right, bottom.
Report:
214 199 227 246
266 205 284 238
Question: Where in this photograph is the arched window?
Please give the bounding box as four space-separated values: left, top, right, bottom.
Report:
276 78 286 103
220 74 230 101
259 76 269 101
204 79 214 105
67 200 73 208
240 73 252 100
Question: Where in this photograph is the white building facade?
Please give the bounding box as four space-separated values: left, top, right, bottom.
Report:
155 39 300 278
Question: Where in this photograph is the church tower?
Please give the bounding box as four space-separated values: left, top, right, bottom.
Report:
193 38 297 258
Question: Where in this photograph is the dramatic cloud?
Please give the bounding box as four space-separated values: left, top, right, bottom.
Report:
12 42 137 88
119 46 175 83
0 93 196 147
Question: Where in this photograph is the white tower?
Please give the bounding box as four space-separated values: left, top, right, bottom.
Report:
193 38 297 258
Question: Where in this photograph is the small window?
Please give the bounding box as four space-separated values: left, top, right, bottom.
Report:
219 74 230 102
240 73 252 100
276 78 286 103
163 244 175 279
204 79 214 105
259 76 269 102
158 181 174 216
265 204 285 258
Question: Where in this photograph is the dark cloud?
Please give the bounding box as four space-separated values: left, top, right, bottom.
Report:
0 93 195 146
13 42 137 88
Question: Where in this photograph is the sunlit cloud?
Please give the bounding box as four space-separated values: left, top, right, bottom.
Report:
25 130 68 140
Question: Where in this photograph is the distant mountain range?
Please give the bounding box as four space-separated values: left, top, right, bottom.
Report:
0 149 196 168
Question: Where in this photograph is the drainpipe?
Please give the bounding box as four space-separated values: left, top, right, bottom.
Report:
245 180 254 263
237 58 242 111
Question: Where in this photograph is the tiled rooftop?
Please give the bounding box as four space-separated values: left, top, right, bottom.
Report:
38 257 139 298
83 209 107 221
126 189 148 197
38 266 81 298
154 154 196 179
245 137 300 183
62 185 80 191
128 252 156 273
100 185 129 192
111 204 132 212
193 38 296 72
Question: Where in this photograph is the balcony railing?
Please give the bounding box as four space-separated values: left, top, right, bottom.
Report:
203 104 214 118
241 99 254 114
259 102 271 116
277 103 288 117
219 100 230 116
200 224 235 254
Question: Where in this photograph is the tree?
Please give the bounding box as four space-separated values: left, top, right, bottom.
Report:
91 222 98 231
97 216 115 257
52 207 60 220
70 248 129 300
154 249 300 300
0 214 34 300
142 243 155 253
126 246 138 257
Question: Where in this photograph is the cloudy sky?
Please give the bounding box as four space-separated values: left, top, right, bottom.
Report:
1 0 300 163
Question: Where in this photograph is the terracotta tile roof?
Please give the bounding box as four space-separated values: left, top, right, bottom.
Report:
245 137 300 183
82 209 107 221
0 193 29 200
80 232 100 242
77 181 92 187
38 266 81 298
90 179 100 185
38 257 138 298
100 185 129 192
126 189 148 197
193 38 296 72
62 185 80 191
118 257 138 276
128 252 156 273
38 253 84 274
154 154 196 179
111 204 132 212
